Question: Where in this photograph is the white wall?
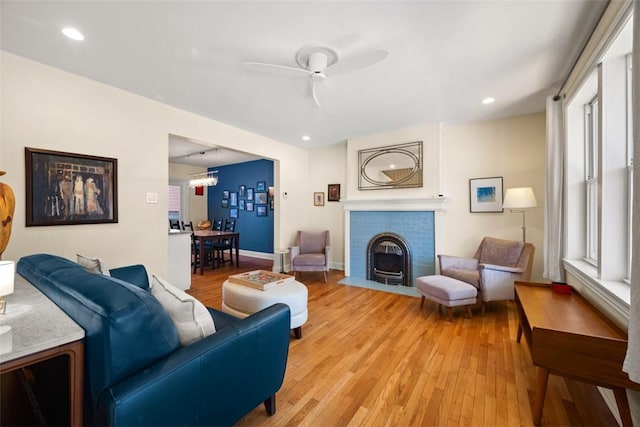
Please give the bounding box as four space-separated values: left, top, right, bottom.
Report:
307 142 347 269
331 114 546 282
169 162 208 225
0 52 310 276
440 114 546 281
346 123 442 200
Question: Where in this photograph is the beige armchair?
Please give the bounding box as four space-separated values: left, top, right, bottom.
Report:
289 230 330 282
438 236 534 313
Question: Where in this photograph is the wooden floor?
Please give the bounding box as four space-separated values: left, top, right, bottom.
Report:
188 256 619 427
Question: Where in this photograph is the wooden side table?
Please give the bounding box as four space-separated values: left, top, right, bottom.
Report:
0 274 85 426
514 281 639 426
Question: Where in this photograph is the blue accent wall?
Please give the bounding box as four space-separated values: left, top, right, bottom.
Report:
207 160 274 253
350 211 435 285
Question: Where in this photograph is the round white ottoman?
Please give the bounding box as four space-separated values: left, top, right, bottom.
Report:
416 275 477 321
222 279 308 338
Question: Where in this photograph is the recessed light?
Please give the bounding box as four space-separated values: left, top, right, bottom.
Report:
301 135 310 141
62 27 84 41
481 97 495 105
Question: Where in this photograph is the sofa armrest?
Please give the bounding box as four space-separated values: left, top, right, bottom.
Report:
97 303 291 427
438 254 478 271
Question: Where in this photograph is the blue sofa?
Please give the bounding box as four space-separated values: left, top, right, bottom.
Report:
17 254 291 426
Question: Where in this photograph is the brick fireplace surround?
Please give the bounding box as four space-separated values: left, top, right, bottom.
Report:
343 198 448 287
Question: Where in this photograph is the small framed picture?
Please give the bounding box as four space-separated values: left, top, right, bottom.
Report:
247 188 254 201
256 181 266 191
229 207 239 218
255 192 268 205
256 205 267 217
230 192 238 207
194 186 204 196
314 192 325 206
239 185 246 197
222 190 230 199
328 184 340 202
239 199 246 210
246 201 254 212
221 199 229 208
270 198 274 210
469 177 503 213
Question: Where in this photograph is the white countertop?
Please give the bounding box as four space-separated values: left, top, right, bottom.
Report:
0 275 85 364
169 229 192 235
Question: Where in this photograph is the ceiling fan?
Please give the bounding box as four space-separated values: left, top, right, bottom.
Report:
243 44 388 107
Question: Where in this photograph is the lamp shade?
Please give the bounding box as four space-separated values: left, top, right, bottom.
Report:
503 187 537 209
0 260 15 298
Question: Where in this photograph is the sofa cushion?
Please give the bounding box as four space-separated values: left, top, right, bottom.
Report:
109 264 150 290
77 253 109 275
151 275 216 345
17 254 180 423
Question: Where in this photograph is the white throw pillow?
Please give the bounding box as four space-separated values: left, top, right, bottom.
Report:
77 254 110 276
151 275 216 345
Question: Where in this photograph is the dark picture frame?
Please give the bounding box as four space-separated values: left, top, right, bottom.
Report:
255 192 268 205
222 190 230 199
469 177 504 213
247 188 254 201
25 147 118 226
256 181 266 191
328 184 340 201
239 199 246 211
230 192 238 207
246 201 254 212
256 205 267 217
229 207 239 218
239 185 246 197
221 199 229 208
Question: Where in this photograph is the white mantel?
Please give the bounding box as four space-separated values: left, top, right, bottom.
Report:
342 197 449 277
342 197 449 212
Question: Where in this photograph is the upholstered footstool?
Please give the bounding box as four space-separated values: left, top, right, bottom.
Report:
222 279 308 338
416 275 478 321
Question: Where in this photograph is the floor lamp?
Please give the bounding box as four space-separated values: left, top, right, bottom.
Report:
503 187 537 242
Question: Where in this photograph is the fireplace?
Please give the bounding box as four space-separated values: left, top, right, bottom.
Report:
366 232 412 286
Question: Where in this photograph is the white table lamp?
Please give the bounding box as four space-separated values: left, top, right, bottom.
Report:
0 260 15 334
503 187 537 242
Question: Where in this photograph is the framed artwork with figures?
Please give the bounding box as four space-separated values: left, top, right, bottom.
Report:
25 147 118 226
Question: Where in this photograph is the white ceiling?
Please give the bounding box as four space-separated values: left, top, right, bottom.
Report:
1 1 607 166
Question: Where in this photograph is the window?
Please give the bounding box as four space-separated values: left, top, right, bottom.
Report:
168 184 181 221
584 97 599 265
626 53 634 283
563 14 633 312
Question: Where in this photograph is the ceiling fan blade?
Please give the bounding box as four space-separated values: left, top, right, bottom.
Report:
310 80 333 109
326 49 389 75
243 61 310 78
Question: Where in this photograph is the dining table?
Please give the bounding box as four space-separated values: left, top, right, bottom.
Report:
192 230 240 275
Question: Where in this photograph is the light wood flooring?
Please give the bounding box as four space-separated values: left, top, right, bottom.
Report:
188 256 619 427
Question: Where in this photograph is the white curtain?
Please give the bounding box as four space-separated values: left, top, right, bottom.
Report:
623 1 640 382
543 95 565 282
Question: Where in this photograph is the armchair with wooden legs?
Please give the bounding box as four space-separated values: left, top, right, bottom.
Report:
289 230 330 283
438 236 535 314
